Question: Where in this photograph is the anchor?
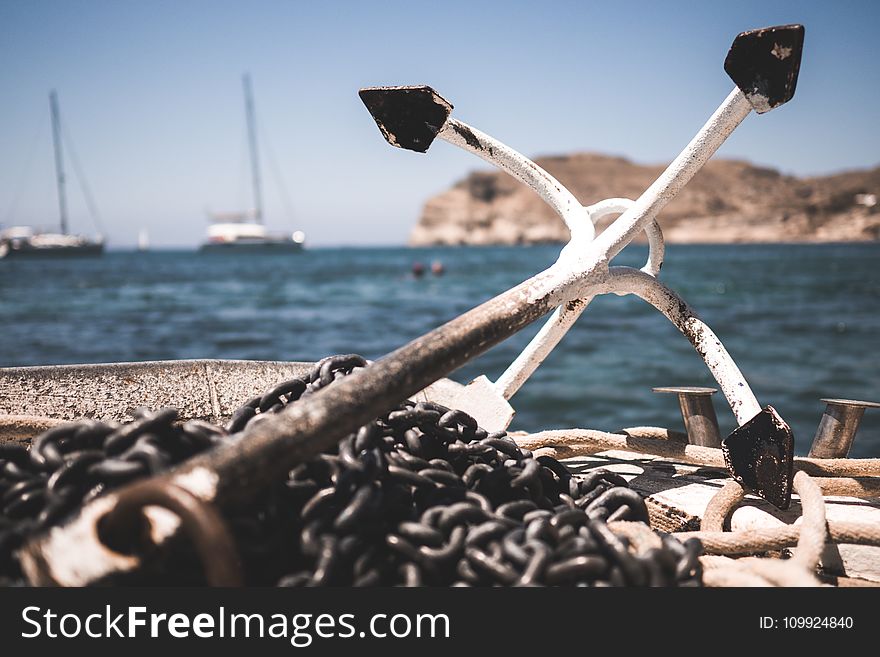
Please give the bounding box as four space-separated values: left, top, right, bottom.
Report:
18 25 804 585
361 25 804 508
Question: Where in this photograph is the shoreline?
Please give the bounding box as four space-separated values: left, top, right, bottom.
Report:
6 240 878 254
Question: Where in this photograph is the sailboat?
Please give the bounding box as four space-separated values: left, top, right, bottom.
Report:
0 91 104 259
200 74 305 253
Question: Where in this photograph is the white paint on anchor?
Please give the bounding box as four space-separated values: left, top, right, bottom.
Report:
771 43 792 59
418 88 762 432
173 466 220 500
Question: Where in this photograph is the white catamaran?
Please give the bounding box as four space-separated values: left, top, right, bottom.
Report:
0 91 104 259
200 74 305 253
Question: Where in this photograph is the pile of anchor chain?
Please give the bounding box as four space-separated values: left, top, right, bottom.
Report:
0 408 229 584
0 354 702 586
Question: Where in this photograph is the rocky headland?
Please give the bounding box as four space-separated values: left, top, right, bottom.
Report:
409 154 880 245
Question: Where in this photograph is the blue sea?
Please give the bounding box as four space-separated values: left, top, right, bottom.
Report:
1 244 878 457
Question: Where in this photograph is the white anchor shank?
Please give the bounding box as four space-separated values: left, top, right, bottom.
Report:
591 88 752 261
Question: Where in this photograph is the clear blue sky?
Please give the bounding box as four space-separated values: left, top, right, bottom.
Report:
1 0 878 247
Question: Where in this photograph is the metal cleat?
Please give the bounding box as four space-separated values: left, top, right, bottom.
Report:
808 398 880 459
652 386 722 448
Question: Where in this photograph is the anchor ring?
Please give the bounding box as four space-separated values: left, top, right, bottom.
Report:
98 479 243 586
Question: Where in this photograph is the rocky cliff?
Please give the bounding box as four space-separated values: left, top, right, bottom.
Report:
409 153 880 245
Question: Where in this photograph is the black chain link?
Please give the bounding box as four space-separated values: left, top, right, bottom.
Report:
0 409 230 585
0 354 702 587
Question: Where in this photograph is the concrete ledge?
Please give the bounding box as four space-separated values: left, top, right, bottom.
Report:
0 359 313 424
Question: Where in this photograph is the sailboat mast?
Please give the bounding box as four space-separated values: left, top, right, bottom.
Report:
49 90 69 235
242 74 263 224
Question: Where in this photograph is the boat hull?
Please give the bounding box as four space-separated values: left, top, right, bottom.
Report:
199 240 304 254
0 242 104 259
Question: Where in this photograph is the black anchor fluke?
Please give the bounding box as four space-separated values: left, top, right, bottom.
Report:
725 24 805 114
359 85 453 153
722 406 795 509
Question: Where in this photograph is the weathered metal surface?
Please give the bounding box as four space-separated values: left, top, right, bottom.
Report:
359 84 592 240
722 406 794 509
364 90 757 432
724 24 804 113
358 85 452 153
495 198 664 402
388 103 601 422
0 359 313 424
601 268 762 425
494 296 590 404
653 387 721 448
581 198 665 277
99 479 243 587
412 375 514 433
809 398 880 459
438 118 592 241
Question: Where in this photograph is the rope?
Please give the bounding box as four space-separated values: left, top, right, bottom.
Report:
515 429 880 586
699 473 835 565
813 476 880 497
701 480 744 532
678 472 880 586
681 473 827 586
679 521 880 555
791 471 827 570
699 555 821 587
797 458 880 478
517 428 725 466
608 519 662 552
675 472 880 556
515 428 880 497
699 556 771 587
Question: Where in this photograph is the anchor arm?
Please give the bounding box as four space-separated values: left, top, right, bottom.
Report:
495 198 665 400
601 266 761 424
601 266 795 509
359 85 593 241
590 23 804 262
437 117 593 241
